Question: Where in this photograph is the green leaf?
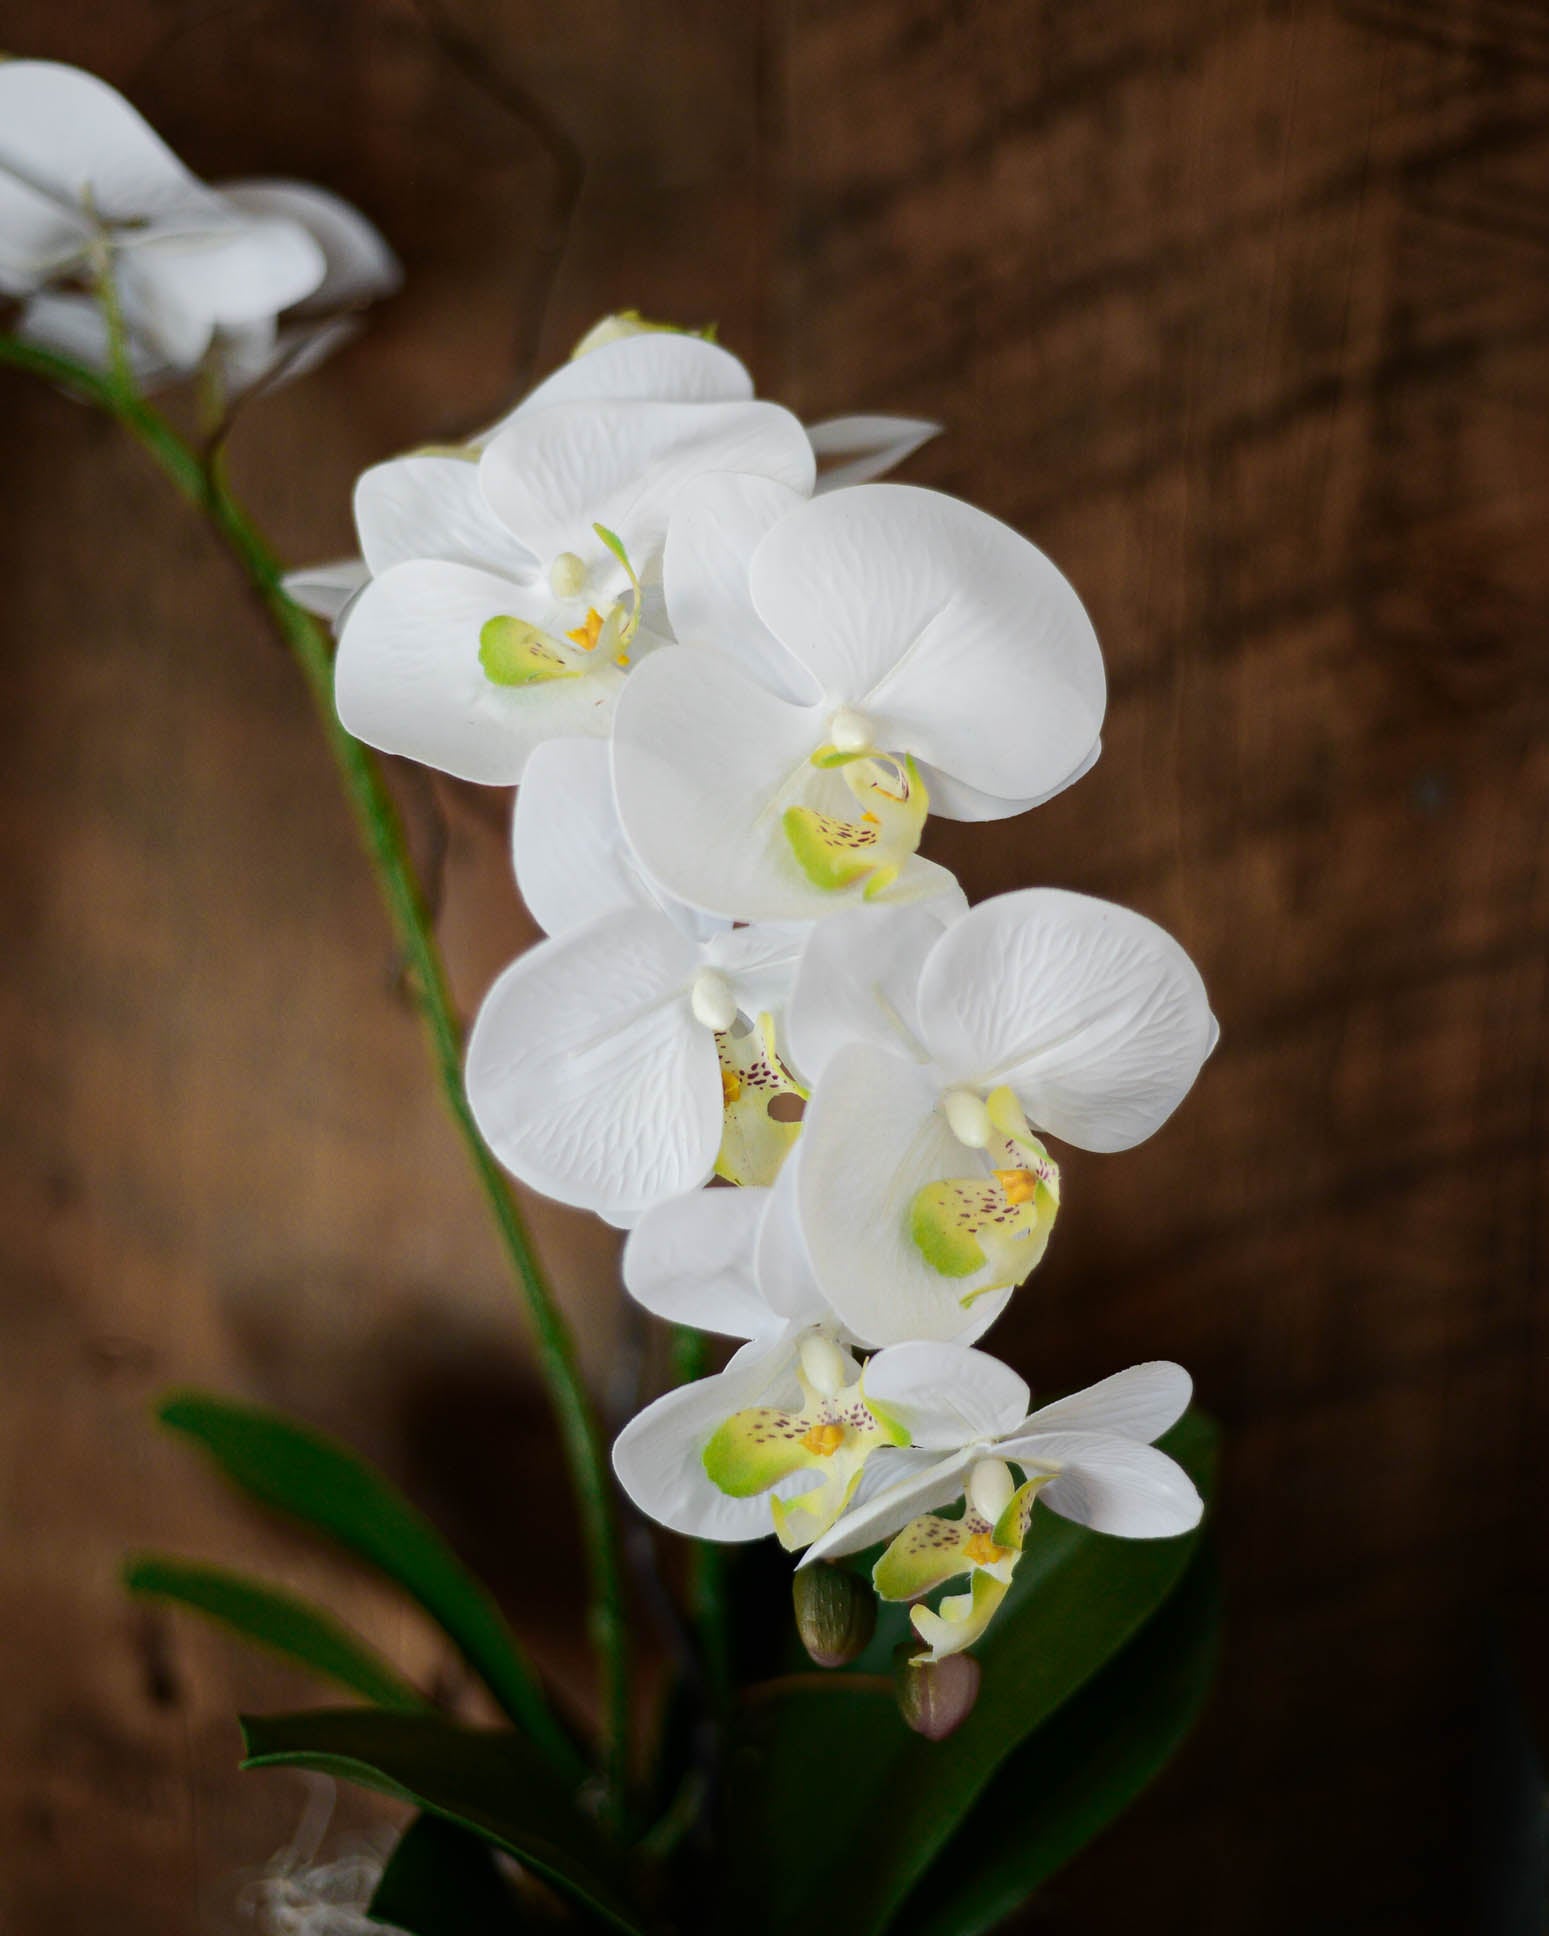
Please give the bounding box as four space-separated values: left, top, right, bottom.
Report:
717 1409 1219 1936
241 1709 646 1936
902 1545 1221 1935
369 1812 528 1934
125 1555 425 1711
157 1391 579 1778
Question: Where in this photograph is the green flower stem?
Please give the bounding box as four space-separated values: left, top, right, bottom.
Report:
0 334 632 1815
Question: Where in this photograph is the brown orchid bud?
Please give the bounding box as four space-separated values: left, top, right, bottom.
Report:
893 1643 982 1740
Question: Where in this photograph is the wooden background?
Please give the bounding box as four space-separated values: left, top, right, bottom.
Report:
3 0 1547 1928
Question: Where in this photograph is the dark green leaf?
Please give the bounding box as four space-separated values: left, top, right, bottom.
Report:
157 1391 579 1778
125 1554 425 1711
241 1709 646 1936
370 1813 527 1934
718 1409 1219 1936
902 1544 1221 1935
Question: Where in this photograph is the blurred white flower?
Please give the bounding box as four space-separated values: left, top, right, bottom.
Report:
0 61 399 393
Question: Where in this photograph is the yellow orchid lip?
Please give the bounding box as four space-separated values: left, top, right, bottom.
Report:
784 750 930 902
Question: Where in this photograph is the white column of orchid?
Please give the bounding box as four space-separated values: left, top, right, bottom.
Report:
310 307 1217 1669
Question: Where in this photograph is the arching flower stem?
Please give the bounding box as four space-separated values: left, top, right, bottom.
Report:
0 329 633 1823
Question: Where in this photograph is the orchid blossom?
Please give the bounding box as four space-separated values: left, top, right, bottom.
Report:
0 61 399 393
611 476 1107 922
803 1356 1202 1660
331 342 815 784
612 1184 877 1547
784 891 1217 1343
614 1188 1032 1552
464 901 810 1219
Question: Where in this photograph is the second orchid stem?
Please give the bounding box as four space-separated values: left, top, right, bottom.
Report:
0 335 632 1818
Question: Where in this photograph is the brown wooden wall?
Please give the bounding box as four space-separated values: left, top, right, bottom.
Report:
3 1 1547 1929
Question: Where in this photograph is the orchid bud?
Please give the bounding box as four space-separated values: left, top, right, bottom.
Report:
894 1644 982 1740
793 1562 876 1668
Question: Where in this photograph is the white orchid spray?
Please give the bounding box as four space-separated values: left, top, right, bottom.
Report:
0 61 399 395
394 314 1219 1731
2 61 1222 1917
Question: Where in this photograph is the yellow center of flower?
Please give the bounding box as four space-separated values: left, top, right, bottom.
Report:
993 1167 1039 1206
721 1067 742 1105
566 607 605 651
801 1421 846 1457
964 1530 1009 1566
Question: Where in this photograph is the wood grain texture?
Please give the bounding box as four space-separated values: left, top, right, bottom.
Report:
1 0 1546 1929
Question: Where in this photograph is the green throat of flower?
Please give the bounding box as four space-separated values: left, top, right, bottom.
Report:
784 721 930 900
702 1334 910 1553
909 1084 1061 1302
478 523 643 689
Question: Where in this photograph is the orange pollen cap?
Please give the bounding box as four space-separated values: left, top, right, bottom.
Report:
566 607 605 651
801 1421 846 1457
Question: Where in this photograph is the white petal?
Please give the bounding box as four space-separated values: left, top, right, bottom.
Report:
801 1447 976 1564
0 162 88 292
807 414 940 491
0 62 216 227
612 1336 810 1541
1021 1362 1192 1443
622 1188 780 1339
512 737 656 935
478 400 815 579
283 557 369 625
996 1431 1203 1539
863 1341 1031 1450
785 902 951 1089
353 455 539 580
612 646 960 923
119 217 326 362
796 1043 1012 1345
749 484 1105 805
916 888 1216 1152
663 473 819 703
752 1156 837 1331
465 908 719 1217
240 313 361 390
699 921 811 1020
480 332 755 439
918 738 1102 821
219 179 401 312
335 559 620 784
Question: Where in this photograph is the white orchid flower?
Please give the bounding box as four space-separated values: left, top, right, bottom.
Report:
614 1185 877 1547
331 362 814 784
464 883 811 1218
803 1354 1202 1661
611 476 1106 922
615 1189 1021 1552
0 62 398 392
784 890 1217 1343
